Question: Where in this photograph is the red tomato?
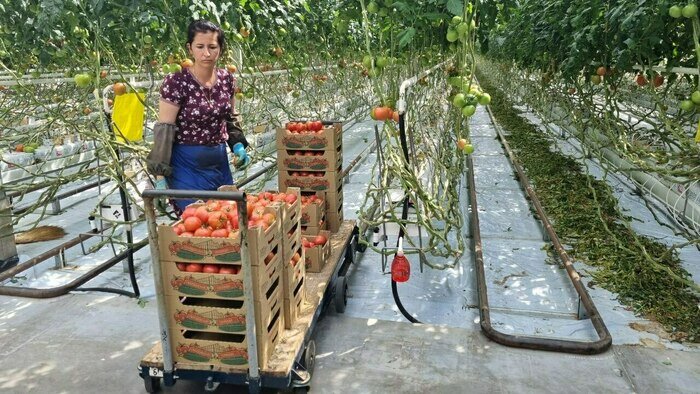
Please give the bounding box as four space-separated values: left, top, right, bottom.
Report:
176 262 188 271
264 251 275 264
202 264 220 274
183 217 203 233
194 227 212 237
181 231 194 237
262 213 276 227
218 266 237 274
195 206 210 222
181 206 197 219
211 228 229 238
284 194 297 204
304 151 315 156
186 263 203 272
314 235 327 245
208 211 227 229
294 150 304 156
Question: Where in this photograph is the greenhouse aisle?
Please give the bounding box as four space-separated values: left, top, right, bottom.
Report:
1 115 699 393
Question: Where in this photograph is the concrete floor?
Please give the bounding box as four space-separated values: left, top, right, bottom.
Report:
1 293 699 393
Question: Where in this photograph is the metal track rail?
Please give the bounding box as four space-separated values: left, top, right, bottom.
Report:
468 104 612 354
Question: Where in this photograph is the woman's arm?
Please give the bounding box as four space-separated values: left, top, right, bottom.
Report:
159 100 180 124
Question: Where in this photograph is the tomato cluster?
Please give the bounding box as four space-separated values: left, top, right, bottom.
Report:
285 120 324 133
171 192 298 238
291 150 324 157
176 262 241 274
288 170 326 178
289 251 302 267
300 194 324 207
302 234 327 249
370 106 399 122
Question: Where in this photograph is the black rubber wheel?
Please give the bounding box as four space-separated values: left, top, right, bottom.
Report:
302 340 316 375
293 387 309 394
334 276 348 313
144 376 161 393
357 242 367 253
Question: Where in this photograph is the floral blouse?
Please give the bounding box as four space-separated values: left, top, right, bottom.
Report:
160 68 235 145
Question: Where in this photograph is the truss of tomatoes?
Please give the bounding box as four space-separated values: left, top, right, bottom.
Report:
171 192 299 239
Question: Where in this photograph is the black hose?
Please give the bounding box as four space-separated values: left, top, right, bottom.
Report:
391 111 423 324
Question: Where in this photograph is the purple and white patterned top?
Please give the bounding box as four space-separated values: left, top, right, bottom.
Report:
160 68 235 145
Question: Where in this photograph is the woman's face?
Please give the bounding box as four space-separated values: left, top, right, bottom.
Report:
188 31 221 66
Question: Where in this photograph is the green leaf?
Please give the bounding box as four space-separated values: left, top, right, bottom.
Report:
397 27 416 48
446 0 463 16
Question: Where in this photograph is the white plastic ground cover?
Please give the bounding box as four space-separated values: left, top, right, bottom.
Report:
3 111 697 350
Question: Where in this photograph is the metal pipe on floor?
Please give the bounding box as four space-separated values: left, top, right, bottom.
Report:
0 226 111 283
11 178 111 215
471 104 612 354
0 239 147 298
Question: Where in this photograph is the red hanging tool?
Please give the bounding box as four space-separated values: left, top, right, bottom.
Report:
391 237 410 282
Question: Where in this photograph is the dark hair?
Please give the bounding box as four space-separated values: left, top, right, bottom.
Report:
187 20 225 53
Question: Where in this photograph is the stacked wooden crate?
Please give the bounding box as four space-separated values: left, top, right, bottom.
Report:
277 121 344 234
157 204 283 370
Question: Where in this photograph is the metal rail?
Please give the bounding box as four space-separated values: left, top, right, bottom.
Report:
470 104 613 354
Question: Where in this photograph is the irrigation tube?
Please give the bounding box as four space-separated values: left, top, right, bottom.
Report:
475 104 612 354
390 58 453 324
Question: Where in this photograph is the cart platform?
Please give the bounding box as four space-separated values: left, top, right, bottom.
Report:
139 220 358 393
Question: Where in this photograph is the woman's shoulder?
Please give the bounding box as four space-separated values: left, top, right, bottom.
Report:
162 69 191 88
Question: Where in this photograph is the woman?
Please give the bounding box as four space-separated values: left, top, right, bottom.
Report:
147 20 248 213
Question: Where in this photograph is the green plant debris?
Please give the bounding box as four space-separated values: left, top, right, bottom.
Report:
477 69 700 343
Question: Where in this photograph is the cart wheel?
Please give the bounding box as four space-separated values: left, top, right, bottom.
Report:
335 276 348 313
144 376 161 393
293 387 309 393
357 242 367 253
302 340 316 375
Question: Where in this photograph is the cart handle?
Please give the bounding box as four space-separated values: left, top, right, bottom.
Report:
142 188 246 202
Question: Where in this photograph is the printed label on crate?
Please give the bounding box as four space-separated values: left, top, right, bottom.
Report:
173 309 246 333
169 275 244 298
167 240 241 262
175 343 248 365
283 156 329 170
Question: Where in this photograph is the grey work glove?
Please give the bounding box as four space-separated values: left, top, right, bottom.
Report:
146 122 177 177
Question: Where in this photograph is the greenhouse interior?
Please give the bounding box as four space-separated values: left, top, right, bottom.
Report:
0 0 699 393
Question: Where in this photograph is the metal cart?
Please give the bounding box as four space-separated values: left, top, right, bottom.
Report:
139 188 358 393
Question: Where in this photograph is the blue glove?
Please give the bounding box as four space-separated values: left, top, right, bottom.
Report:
154 178 168 212
232 142 251 169
155 178 168 190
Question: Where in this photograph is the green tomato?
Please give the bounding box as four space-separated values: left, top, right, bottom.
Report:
143 35 153 44
478 93 491 105
278 27 287 36
464 93 478 106
453 93 467 108
680 100 695 112
461 105 476 117
463 144 474 154
74 73 92 88
375 56 388 68
451 16 462 25
691 91 700 105
171 64 182 73
367 1 379 13
362 55 373 69
446 30 458 43
590 75 602 85
456 22 469 35
682 4 698 18
669 5 683 18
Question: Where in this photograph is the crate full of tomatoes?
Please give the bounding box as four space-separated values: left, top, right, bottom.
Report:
282 243 305 328
276 121 342 151
302 230 330 273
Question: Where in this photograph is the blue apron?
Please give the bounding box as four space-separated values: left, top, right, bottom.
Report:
167 143 233 213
